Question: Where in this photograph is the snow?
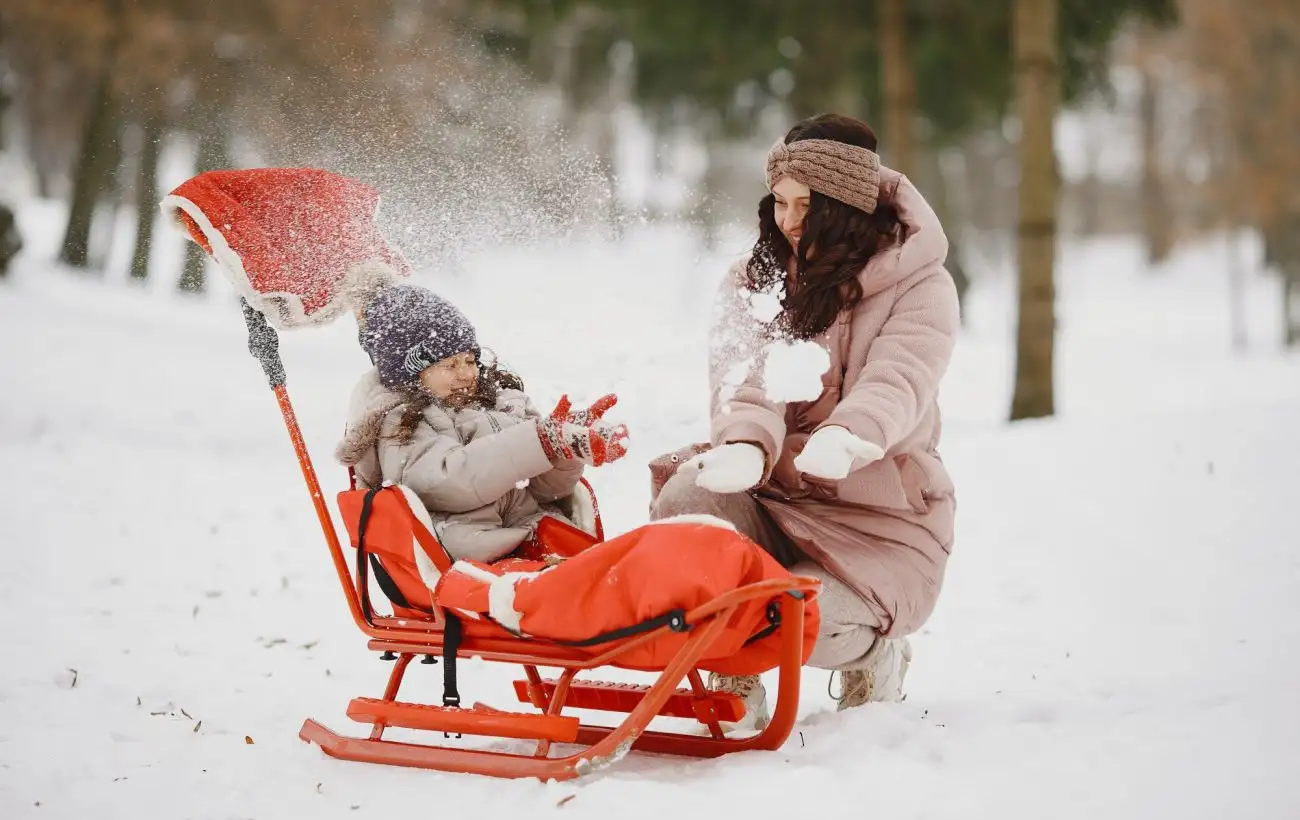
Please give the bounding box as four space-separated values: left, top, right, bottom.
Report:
748 286 785 323
2 205 1300 818
761 339 831 403
716 357 753 407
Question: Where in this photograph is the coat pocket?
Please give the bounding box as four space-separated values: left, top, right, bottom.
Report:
899 455 932 514
834 449 955 514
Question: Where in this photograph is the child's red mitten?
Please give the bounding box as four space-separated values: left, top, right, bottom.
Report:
549 393 618 425
536 417 629 466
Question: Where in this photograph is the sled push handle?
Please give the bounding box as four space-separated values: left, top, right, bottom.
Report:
242 299 286 388
240 299 370 631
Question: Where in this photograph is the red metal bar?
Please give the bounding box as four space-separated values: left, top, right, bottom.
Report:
367 653 413 740
270 384 370 632
572 593 807 758
512 678 744 724
533 668 578 758
300 606 738 780
577 477 604 541
687 670 727 737
347 698 580 743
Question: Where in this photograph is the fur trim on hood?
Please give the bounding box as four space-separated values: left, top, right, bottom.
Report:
336 369 405 467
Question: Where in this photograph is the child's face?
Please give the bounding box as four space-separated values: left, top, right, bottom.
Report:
419 350 478 402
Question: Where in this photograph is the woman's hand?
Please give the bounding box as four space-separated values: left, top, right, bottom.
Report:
683 443 766 493
794 426 884 480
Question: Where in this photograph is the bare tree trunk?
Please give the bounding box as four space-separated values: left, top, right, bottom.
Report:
21 79 59 199
177 124 229 293
594 41 633 239
1078 101 1104 237
1278 209 1300 347
879 0 915 176
0 80 10 153
692 135 727 252
59 67 120 269
178 58 236 294
1286 272 1300 347
58 0 125 269
1139 62 1173 266
130 111 165 282
918 138 970 320
1009 0 1060 421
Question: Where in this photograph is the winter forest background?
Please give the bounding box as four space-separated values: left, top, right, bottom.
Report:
2 2 1300 818
3 0 1299 388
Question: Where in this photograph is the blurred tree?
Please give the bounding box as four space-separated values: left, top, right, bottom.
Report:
55 0 126 270
178 49 238 294
1115 20 1175 265
1009 0 1060 421
472 0 1174 264
0 203 20 278
3 0 597 284
1171 0 1300 346
477 0 1175 145
879 0 915 176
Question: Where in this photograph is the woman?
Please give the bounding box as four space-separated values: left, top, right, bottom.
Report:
650 113 960 728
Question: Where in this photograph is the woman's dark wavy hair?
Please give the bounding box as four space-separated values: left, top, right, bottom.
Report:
748 113 907 339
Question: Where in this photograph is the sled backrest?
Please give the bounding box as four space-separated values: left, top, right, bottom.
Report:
337 484 454 625
335 477 605 622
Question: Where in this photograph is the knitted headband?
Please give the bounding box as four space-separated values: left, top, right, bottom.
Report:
765 137 882 215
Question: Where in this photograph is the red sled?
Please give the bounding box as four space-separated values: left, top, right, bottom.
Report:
164 169 822 781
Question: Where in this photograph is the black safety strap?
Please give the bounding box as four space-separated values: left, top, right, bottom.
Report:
550 607 690 647
368 554 414 611
355 486 383 625
442 612 463 712
481 607 690 648
356 486 437 615
743 602 783 646
358 485 463 716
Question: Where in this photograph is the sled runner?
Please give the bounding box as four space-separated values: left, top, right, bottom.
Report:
162 168 821 781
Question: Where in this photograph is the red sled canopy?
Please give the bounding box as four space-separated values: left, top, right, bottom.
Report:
161 168 410 328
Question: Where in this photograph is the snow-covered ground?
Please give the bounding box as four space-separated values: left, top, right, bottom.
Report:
2 203 1299 819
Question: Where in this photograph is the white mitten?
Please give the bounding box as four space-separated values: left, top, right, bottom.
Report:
682 443 766 494
793 425 884 480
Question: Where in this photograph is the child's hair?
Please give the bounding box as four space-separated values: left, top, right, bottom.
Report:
389 355 526 444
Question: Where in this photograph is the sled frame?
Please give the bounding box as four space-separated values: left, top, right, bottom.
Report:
238 302 817 780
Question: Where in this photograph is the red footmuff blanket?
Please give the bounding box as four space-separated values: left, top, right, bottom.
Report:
338 486 820 676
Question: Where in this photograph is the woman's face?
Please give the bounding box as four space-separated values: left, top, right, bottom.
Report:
772 176 811 251
418 350 478 401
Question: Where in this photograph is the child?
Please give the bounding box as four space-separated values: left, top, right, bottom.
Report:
336 284 628 564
